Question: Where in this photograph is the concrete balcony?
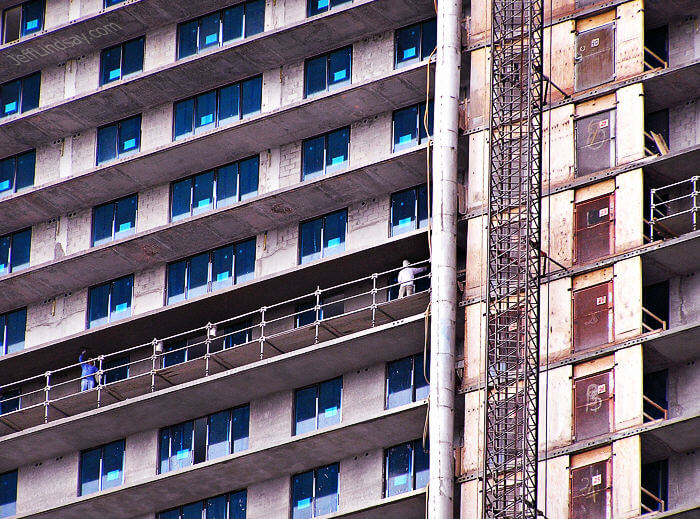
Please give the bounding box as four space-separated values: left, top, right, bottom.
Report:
0 228 430 384
0 307 427 470
0 61 432 234
643 319 700 370
0 145 428 313
0 0 433 82
13 400 427 519
644 59 700 114
0 0 436 155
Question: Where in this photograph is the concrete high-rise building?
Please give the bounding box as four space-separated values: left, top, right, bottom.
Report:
0 0 696 518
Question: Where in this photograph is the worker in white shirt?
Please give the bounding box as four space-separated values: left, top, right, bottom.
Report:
397 259 428 298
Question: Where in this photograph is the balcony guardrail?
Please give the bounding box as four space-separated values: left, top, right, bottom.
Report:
0 260 431 435
642 394 668 423
641 486 666 514
649 176 699 242
644 46 668 72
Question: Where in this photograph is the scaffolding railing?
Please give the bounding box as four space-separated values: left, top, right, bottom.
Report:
0 260 430 435
649 176 699 242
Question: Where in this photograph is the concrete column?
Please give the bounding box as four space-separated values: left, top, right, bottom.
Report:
429 1 461 518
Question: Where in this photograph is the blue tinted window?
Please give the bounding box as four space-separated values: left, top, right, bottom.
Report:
292 464 339 519
295 386 317 435
295 378 341 435
80 440 125 496
103 355 129 384
299 218 322 264
305 56 326 97
92 194 137 246
0 389 19 415
307 0 350 17
387 353 429 409
166 238 256 304
0 471 17 518
317 378 342 429
385 439 429 497
216 163 238 207
207 410 230 460
1 72 40 118
21 0 44 36
302 128 349 180
393 102 433 151
206 496 226 519
223 319 252 348
171 178 193 221
305 47 351 97
391 184 428 236
173 78 261 141
239 156 259 200
20 72 40 112
88 275 133 328
97 115 141 164
100 37 144 85
395 19 436 68
192 171 214 214
163 340 187 368
159 491 247 519
232 405 250 452
0 150 35 196
322 210 346 257
0 228 30 274
177 1 265 59
229 490 247 519
104 0 124 6
2 308 26 354
328 47 351 88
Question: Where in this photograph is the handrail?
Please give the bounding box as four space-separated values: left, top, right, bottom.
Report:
644 46 668 71
641 306 667 333
0 260 431 433
640 485 666 513
649 176 699 242
642 394 668 422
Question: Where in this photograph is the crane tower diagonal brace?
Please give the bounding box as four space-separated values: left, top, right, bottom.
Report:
482 0 544 518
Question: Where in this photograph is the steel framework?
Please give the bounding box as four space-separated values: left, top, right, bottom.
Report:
483 0 544 518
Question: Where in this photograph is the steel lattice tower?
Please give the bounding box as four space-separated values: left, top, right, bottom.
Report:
482 0 544 518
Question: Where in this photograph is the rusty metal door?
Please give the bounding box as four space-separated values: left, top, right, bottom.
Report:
571 459 612 519
573 371 613 440
575 194 614 264
573 282 613 352
576 110 616 177
575 24 615 92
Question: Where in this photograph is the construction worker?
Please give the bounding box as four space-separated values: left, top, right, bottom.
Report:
78 349 99 391
397 259 428 298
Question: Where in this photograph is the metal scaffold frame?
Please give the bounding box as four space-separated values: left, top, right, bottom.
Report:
483 0 544 518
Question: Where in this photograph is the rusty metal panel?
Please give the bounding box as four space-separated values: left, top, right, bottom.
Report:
575 110 616 177
574 194 613 264
571 459 612 519
575 0 606 8
575 24 615 92
574 371 613 440
573 282 613 352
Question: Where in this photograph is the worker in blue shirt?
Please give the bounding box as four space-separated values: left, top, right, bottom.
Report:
79 349 99 391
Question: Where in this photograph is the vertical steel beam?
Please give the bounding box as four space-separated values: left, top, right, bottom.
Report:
482 0 543 517
429 1 461 518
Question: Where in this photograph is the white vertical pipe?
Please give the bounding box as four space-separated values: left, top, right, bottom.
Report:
429 1 461 518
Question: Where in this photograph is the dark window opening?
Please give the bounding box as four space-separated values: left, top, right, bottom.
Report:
645 109 670 156
2 0 43 43
103 355 129 384
1 307 26 356
0 470 18 518
641 459 668 513
642 281 669 332
0 388 19 415
644 26 668 70
643 369 668 422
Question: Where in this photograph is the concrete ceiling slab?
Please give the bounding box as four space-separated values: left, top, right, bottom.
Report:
644 60 700 114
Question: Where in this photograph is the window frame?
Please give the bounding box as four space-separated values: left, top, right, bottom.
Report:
384 439 429 497
169 156 260 221
0 470 17 519
298 209 347 264
91 194 138 247
176 1 265 60
0 227 31 274
389 184 429 237
394 18 437 68
96 115 142 165
165 237 256 305
158 489 247 519
0 307 26 356
87 275 134 329
158 404 250 474
291 463 340 519
99 36 145 86
293 377 343 435
306 0 351 18
2 0 44 44
78 439 125 496
1 72 40 118
304 46 352 98
386 353 430 409
301 127 350 181
0 149 35 196
172 76 262 141
392 101 433 152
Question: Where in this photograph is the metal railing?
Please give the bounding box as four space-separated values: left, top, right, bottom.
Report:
649 177 699 242
642 394 668 423
0 261 431 434
641 486 666 514
641 306 668 333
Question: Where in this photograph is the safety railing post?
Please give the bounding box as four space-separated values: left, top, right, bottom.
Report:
314 286 321 344
259 306 266 360
649 187 657 242
371 273 378 327
44 371 51 423
97 355 104 408
693 176 698 232
205 322 214 377
151 338 159 392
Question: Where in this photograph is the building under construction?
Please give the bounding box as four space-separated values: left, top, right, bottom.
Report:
0 0 697 518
